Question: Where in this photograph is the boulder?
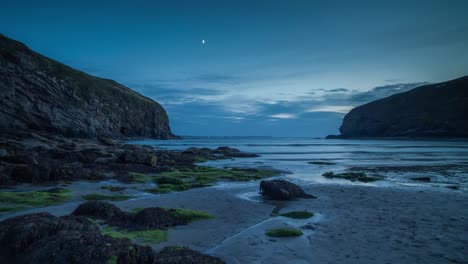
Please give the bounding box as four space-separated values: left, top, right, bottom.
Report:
72 201 125 221
131 208 188 230
260 179 316 200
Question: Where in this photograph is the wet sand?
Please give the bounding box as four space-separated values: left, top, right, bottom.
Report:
2 179 467 264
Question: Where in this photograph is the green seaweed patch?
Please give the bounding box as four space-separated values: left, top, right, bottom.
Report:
0 188 71 212
279 211 314 219
410 176 431 182
166 208 213 221
322 171 382 182
129 207 213 221
128 172 151 183
82 193 133 201
266 228 303 237
148 166 279 194
101 226 167 244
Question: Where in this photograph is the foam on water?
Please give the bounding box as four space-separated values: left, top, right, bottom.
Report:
128 137 468 191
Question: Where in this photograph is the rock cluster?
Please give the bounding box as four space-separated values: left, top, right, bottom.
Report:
72 201 188 230
0 134 258 186
0 210 224 264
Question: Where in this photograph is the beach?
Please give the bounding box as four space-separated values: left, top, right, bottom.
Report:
2 177 467 264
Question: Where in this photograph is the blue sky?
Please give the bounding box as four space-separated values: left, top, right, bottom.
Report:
2 0 468 137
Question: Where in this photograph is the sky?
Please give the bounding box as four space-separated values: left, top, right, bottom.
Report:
2 0 468 137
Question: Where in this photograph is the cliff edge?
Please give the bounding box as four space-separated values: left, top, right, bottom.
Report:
328 76 468 139
0 34 175 139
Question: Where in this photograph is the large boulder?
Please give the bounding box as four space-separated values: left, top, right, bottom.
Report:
72 201 125 221
260 179 316 200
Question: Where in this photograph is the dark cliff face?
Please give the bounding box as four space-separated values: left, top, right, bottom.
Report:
336 76 468 138
0 34 175 139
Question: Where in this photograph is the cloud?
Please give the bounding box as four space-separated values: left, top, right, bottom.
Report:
350 82 427 103
130 75 428 137
306 105 354 113
270 113 297 119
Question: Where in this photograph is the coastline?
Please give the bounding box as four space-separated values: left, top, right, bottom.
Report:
2 178 467 264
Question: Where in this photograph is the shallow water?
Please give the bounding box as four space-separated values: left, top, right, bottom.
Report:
128 137 468 191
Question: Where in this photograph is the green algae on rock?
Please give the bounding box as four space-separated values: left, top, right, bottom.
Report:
0 188 71 212
147 166 280 194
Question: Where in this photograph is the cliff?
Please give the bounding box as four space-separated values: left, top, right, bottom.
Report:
0 34 174 139
329 76 468 139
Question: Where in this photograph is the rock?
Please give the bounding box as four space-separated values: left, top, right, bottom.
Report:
129 208 187 230
330 76 468 138
98 137 118 146
0 212 155 264
72 201 186 230
0 173 9 185
155 246 225 264
260 179 316 200
72 201 125 220
0 34 176 139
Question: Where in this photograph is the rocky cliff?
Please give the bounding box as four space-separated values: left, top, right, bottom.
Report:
0 34 174 139
330 76 468 138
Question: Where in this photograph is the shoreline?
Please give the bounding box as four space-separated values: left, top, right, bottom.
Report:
2 179 467 263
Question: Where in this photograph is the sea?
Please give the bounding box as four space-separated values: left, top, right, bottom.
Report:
128 137 468 191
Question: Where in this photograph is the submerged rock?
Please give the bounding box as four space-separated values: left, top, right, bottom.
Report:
260 179 316 200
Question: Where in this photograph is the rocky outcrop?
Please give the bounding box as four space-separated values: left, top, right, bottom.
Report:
0 211 224 264
72 201 188 230
0 34 175 139
0 212 155 264
0 134 260 185
260 179 316 200
328 76 468 138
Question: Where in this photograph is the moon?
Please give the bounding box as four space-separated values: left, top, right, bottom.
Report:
202 39 205 44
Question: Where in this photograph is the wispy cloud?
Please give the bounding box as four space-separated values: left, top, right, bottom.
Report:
306 105 354 113
270 113 297 119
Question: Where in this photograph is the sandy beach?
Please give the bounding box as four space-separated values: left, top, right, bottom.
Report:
2 178 467 264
